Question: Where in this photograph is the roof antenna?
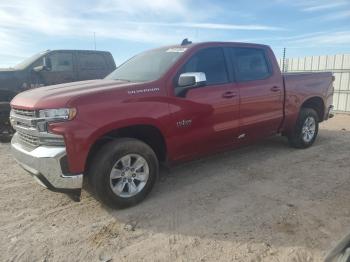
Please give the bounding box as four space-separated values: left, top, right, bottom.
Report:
93 32 96 50
181 38 192 46
282 47 286 72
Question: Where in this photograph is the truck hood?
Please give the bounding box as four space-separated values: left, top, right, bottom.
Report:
11 79 139 109
0 68 19 81
0 68 17 73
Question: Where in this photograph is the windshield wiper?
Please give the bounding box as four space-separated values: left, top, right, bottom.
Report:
114 78 132 82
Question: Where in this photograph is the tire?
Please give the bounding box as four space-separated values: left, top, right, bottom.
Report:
288 108 319 149
0 92 15 102
88 138 159 208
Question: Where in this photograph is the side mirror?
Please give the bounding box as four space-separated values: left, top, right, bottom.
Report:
32 65 45 72
32 56 52 73
176 72 206 97
43 56 52 71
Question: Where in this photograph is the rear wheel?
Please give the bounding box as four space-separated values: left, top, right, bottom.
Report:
288 108 319 149
88 138 159 208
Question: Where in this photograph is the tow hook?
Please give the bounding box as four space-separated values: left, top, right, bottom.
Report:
67 189 82 202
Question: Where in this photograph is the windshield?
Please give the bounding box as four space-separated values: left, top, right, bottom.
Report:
13 52 46 70
105 47 187 82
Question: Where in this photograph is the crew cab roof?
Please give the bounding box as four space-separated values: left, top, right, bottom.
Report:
41 49 112 54
159 41 271 51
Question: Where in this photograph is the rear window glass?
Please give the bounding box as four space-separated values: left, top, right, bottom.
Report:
230 48 270 82
79 53 106 70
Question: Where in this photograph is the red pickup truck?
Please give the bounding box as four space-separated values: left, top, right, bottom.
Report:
10 41 334 208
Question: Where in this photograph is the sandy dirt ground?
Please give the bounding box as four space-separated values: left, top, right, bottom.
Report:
1 114 350 262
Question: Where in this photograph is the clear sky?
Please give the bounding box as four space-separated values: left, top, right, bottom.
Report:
0 0 349 67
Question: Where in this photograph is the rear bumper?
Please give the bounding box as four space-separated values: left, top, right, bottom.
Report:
11 133 83 193
325 105 335 120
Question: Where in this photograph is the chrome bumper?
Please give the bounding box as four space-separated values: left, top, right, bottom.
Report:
11 133 83 191
326 105 335 119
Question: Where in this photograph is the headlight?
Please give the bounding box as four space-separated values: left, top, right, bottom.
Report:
38 108 77 121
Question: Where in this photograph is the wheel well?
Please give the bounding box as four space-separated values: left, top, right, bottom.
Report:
86 125 167 172
0 102 11 121
301 97 324 122
0 91 17 102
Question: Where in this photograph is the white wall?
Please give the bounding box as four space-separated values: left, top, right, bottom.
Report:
278 54 350 112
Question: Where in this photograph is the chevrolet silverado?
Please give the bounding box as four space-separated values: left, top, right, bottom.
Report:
10 41 334 208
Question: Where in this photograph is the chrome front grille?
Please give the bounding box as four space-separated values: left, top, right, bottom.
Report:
17 131 40 147
10 107 65 148
12 108 36 117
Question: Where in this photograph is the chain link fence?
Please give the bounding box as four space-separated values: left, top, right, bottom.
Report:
278 54 350 113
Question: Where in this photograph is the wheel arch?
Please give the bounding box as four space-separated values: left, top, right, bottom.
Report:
85 123 167 174
300 96 325 122
0 90 18 102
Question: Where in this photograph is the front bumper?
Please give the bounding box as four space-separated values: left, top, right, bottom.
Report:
11 133 83 196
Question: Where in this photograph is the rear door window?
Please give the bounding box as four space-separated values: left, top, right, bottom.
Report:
230 48 271 82
180 47 229 85
78 53 106 70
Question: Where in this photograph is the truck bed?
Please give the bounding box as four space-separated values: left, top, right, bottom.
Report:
282 71 334 132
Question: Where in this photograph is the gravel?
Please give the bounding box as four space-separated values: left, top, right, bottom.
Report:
1 114 350 261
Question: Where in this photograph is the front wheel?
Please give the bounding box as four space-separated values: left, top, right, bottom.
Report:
88 138 159 208
288 108 319 149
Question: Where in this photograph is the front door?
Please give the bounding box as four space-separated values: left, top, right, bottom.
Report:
168 47 240 161
40 51 76 85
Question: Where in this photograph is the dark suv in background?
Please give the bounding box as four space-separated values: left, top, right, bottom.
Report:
0 50 116 137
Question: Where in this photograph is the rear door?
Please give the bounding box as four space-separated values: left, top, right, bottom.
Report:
169 47 240 160
228 47 284 141
77 52 110 80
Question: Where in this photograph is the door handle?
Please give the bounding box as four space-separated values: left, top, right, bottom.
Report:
222 91 237 98
270 86 281 92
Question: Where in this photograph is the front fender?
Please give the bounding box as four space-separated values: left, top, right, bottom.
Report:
50 117 170 174
88 117 167 146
